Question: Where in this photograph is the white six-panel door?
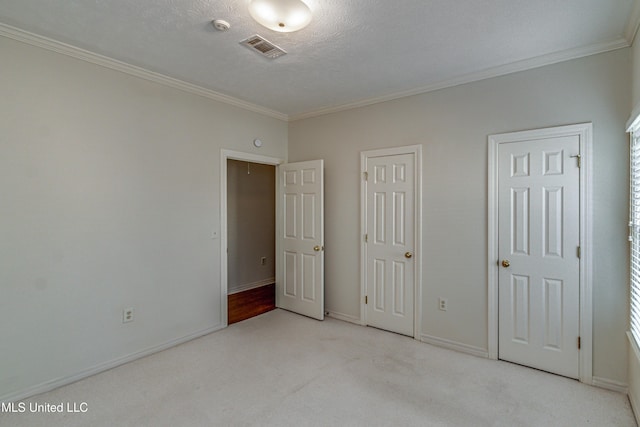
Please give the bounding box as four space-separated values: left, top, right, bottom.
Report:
497 136 580 378
277 160 324 320
364 153 415 336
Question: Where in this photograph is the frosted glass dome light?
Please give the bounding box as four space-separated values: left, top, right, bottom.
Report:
248 0 312 33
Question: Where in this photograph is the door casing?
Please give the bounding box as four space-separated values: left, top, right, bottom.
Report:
360 145 423 340
487 123 593 384
220 149 284 327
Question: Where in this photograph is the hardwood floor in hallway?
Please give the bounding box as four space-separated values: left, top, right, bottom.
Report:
228 283 275 325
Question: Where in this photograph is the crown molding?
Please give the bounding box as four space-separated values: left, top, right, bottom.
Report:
289 38 630 121
626 0 640 44
0 23 288 122
1 22 632 124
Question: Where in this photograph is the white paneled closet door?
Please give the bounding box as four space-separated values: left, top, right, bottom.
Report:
365 153 415 337
498 136 580 379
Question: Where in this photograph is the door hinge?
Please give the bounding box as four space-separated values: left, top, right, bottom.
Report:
365 296 368 305
364 233 368 243
578 336 581 349
577 246 581 259
363 171 368 181
570 154 581 168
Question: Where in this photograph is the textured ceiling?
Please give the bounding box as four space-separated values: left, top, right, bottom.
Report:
0 0 636 119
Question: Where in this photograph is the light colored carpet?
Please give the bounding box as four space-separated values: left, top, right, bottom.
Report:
1 309 635 426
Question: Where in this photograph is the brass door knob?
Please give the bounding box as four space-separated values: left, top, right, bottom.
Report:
314 245 322 252
501 260 510 268
405 252 413 259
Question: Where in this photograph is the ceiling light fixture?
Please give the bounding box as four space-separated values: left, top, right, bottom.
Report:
248 0 312 33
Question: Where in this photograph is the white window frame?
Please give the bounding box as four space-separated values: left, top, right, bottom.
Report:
628 115 640 349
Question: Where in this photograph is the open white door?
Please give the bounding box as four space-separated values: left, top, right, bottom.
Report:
276 160 324 320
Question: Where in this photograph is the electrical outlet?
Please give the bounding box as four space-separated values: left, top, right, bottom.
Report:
438 298 448 311
261 257 267 265
123 307 134 323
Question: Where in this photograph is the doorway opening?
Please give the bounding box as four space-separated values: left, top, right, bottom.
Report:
226 159 276 324
220 150 284 326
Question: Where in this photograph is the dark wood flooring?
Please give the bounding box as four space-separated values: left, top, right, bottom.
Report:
228 283 276 325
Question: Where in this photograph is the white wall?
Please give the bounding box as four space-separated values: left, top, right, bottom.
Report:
227 160 276 293
633 35 640 109
0 36 287 401
289 48 631 384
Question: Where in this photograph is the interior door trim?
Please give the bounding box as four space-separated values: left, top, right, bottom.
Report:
360 144 423 340
487 123 593 385
220 149 284 328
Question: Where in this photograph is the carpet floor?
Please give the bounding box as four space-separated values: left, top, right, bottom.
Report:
1 309 635 426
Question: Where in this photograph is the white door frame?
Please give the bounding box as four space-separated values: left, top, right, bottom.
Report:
360 145 423 339
487 123 593 384
220 149 284 327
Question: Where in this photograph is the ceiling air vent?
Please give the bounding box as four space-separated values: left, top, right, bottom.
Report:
240 35 287 59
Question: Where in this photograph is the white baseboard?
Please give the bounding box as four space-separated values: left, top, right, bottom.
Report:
228 277 275 295
630 388 640 425
0 323 226 403
420 335 627 393
592 376 629 394
420 334 489 359
628 331 640 424
326 311 364 325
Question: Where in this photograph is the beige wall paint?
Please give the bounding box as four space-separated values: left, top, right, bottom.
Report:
0 36 287 400
289 48 630 383
633 36 640 109
227 160 276 293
